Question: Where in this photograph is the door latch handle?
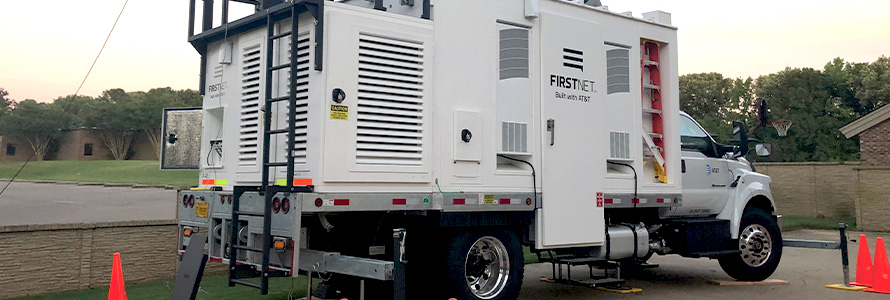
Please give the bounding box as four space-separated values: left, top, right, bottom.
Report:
546 119 555 146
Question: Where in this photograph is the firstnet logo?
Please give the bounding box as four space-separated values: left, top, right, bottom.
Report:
550 47 595 102
562 48 584 71
550 75 594 93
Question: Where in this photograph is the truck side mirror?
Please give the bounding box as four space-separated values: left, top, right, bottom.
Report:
731 121 749 157
755 143 772 157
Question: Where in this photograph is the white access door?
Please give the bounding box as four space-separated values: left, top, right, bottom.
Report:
537 14 606 248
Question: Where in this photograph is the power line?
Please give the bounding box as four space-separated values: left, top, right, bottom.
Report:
0 0 130 199
75 0 131 96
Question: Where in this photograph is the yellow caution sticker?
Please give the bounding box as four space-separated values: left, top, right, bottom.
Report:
483 195 495 205
195 202 209 218
330 105 349 120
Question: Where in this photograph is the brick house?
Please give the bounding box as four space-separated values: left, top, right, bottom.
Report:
0 129 158 162
840 104 890 166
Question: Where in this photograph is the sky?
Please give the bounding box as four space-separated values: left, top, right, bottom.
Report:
1 0 888 102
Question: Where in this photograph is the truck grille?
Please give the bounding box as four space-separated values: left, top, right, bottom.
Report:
355 34 425 166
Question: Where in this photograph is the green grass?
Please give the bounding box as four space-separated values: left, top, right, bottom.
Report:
13 275 310 300
781 215 856 231
0 160 199 187
523 246 540 264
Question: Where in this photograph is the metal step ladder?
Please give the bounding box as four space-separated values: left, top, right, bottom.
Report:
641 40 667 183
228 5 308 295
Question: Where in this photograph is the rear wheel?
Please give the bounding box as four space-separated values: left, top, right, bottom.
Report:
718 208 782 281
443 229 524 300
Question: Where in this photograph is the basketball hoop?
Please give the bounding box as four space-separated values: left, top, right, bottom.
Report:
770 119 793 137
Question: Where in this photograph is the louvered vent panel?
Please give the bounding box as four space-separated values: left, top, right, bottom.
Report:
606 49 630 94
501 122 528 153
356 34 425 166
239 43 262 167
213 65 224 79
278 33 311 165
499 28 529 80
610 131 631 159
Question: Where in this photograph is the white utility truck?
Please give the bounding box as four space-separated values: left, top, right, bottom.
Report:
166 0 780 299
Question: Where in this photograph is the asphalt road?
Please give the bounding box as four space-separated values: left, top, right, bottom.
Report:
0 181 175 226
519 229 888 300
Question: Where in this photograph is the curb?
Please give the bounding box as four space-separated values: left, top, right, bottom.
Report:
0 179 181 190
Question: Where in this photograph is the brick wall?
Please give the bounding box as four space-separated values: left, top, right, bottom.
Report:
130 132 160 160
757 162 860 218
52 129 113 160
860 118 890 166
856 167 890 231
0 136 37 162
0 220 179 299
757 162 890 231
2 130 159 162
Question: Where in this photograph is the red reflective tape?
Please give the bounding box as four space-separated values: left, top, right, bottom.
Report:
453 199 466 205
334 199 350 206
632 198 640 204
604 199 614 204
202 179 214 185
657 198 665 203
499 198 511 205
293 178 313 186
393 199 407 205
209 257 222 263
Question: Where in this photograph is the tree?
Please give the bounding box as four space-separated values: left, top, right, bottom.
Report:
679 73 755 142
753 67 859 161
84 89 141 160
0 88 14 118
852 56 890 114
0 100 72 160
131 88 202 159
52 94 96 126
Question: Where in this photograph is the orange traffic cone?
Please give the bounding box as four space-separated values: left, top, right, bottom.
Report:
851 235 873 287
866 238 890 294
108 253 128 300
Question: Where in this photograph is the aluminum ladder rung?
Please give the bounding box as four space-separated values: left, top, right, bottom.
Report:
230 279 263 289
270 31 292 40
232 245 264 252
234 210 265 217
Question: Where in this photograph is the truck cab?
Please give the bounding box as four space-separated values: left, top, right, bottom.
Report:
672 112 780 280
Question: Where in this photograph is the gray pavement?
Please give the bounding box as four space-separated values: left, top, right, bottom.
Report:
519 229 889 300
0 181 176 226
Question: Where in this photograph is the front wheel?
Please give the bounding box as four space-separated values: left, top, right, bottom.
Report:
443 229 524 300
718 208 783 281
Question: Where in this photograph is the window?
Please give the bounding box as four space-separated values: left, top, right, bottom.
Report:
5 144 14 156
680 116 717 157
84 143 93 156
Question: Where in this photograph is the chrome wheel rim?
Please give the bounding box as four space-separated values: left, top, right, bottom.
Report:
465 236 510 299
739 224 772 267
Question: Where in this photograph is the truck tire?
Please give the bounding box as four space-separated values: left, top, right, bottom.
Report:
443 229 523 300
718 207 783 281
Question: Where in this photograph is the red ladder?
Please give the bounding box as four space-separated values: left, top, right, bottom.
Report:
641 41 667 183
